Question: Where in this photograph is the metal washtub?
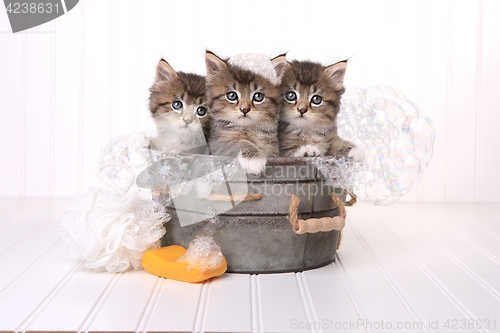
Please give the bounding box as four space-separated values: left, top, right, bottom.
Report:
161 156 345 274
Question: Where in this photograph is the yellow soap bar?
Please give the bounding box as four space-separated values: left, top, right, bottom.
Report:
142 245 227 283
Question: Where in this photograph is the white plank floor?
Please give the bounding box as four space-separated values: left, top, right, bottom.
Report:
0 199 500 333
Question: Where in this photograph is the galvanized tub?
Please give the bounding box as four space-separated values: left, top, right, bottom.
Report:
160 156 345 274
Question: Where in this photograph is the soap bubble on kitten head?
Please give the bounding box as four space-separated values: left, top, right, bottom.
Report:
320 85 436 205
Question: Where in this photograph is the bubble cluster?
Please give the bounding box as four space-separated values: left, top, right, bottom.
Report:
229 53 280 85
312 155 358 191
319 85 436 205
176 234 225 272
137 152 241 196
98 132 167 190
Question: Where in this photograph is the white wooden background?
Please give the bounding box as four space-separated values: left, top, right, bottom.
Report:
1 0 499 203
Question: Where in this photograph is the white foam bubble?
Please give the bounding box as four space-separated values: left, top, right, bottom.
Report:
177 234 224 272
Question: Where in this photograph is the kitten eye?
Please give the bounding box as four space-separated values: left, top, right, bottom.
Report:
311 95 322 105
172 101 183 111
226 91 238 101
285 91 297 101
196 107 207 117
253 92 264 102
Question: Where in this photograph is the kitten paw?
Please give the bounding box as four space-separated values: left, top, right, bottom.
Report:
348 147 366 163
294 145 322 157
238 156 267 175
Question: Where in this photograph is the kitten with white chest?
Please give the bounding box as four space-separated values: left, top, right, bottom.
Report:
205 51 287 175
278 60 364 161
148 59 209 153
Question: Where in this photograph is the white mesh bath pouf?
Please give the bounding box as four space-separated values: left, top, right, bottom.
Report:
59 163 170 273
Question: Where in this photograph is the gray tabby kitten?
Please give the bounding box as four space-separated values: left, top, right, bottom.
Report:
278 60 364 161
205 51 287 174
149 59 209 153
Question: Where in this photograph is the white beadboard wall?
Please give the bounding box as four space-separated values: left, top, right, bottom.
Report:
1 0 499 203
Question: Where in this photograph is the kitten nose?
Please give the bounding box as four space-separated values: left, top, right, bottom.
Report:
298 107 308 114
240 107 251 114
183 117 193 125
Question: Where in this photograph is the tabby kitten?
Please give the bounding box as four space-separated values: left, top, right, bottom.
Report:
205 51 287 174
278 60 364 161
149 59 209 153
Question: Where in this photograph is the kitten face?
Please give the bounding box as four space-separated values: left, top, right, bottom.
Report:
205 52 285 129
279 60 346 130
149 60 209 139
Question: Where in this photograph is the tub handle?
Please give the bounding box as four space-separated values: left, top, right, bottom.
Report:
288 192 347 235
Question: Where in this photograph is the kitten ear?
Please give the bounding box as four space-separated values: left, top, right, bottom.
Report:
271 54 287 84
205 51 227 82
323 61 347 90
156 59 177 83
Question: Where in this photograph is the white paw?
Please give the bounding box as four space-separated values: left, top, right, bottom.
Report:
294 145 322 157
348 147 366 163
238 155 267 175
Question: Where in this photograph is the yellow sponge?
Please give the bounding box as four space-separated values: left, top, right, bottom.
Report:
142 245 227 283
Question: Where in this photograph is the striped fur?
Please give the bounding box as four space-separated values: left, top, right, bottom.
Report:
277 60 356 157
205 52 285 169
148 59 209 152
